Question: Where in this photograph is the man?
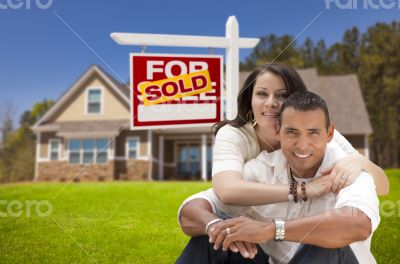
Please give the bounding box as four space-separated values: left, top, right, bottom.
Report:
176 91 380 264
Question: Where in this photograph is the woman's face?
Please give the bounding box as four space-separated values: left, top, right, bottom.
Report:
251 71 288 131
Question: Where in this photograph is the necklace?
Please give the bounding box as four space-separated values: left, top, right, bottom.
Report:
287 165 298 203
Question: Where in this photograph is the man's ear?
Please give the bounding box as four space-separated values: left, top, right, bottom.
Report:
276 121 281 136
327 123 335 142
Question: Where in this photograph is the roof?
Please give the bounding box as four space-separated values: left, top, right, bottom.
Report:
239 68 373 135
35 119 130 138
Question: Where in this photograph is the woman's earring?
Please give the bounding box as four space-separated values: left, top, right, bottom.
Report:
247 110 257 128
252 118 257 128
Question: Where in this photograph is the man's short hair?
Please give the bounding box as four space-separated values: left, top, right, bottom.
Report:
279 91 331 131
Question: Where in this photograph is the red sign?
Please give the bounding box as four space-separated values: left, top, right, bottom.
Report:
130 53 223 130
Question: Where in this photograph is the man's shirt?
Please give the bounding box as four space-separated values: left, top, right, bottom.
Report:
178 141 380 264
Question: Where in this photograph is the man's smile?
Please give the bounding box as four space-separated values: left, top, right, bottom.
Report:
293 152 312 159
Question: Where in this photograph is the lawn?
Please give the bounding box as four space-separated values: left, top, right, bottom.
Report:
0 170 399 263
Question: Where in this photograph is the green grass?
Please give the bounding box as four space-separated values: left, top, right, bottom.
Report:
0 170 399 263
0 182 211 263
371 169 400 264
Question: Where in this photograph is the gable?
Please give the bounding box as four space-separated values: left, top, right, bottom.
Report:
51 74 129 122
33 65 130 128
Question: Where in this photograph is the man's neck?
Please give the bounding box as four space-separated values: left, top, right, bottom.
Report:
290 160 323 179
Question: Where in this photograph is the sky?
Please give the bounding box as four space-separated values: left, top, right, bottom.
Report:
0 0 399 124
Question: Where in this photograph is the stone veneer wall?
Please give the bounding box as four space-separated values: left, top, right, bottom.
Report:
120 160 149 180
38 160 151 181
37 161 114 182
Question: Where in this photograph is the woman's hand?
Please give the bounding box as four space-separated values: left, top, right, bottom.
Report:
209 216 274 253
306 174 333 198
320 153 362 194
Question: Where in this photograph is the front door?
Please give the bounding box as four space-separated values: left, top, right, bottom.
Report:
176 142 201 180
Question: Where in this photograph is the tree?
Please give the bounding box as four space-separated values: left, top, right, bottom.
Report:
240 34 304 70
299 37 315 68
359 22 400 167
0 100 16 145
317 27 362 75
0 99 55 182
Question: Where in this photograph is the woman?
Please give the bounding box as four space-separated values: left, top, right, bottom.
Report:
177 63 388 263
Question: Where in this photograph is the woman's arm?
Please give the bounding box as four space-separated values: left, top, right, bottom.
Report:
212 171 332 206
213 172 290 205
322 153 389 195
358 154 389 195
328 130 389 195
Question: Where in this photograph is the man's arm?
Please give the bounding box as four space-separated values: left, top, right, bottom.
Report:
179 198 259 259
284 206 371 248
179 198 220 237
211 206 371 250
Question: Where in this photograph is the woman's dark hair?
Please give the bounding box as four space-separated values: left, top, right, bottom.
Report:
213 62 308 135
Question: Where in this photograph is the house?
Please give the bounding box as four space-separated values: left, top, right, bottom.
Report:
32 65 372 182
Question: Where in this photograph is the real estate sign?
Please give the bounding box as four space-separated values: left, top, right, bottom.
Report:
130 53 223 130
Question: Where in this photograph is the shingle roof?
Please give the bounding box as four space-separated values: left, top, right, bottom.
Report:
239 69 372 135
37 120 130 138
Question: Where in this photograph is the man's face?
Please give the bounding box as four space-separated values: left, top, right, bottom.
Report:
279 107 334 178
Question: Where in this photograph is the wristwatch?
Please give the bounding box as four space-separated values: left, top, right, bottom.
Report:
273 219 285 241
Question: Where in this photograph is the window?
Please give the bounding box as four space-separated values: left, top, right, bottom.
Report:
87 89 101 114
49 139 61 161
126 137 139 159
68 138 108 164
69 139 81 164
96 139 108 163
83 139 94 164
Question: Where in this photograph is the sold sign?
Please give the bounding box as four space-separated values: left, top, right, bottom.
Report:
130 53 223 130
139 69 213 106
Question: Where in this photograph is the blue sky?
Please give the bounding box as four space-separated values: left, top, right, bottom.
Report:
1 0 399 124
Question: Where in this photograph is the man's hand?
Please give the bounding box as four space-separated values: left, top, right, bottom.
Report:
228 241 258 259
207 219 258 259
209 216 274 254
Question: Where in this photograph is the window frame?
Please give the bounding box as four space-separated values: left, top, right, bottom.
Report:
126 136 140 160
95 138 108 164
82 139 95 164
85 87 103 115
68 139 82 164
68 138 108 164
48 138 61 161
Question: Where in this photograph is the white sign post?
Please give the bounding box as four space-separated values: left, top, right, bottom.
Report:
111 16 259 119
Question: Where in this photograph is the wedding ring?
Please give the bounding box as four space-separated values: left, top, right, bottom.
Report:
340 176 346 180
226 227 231 235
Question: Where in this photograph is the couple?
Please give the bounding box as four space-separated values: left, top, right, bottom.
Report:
176 63 387 264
